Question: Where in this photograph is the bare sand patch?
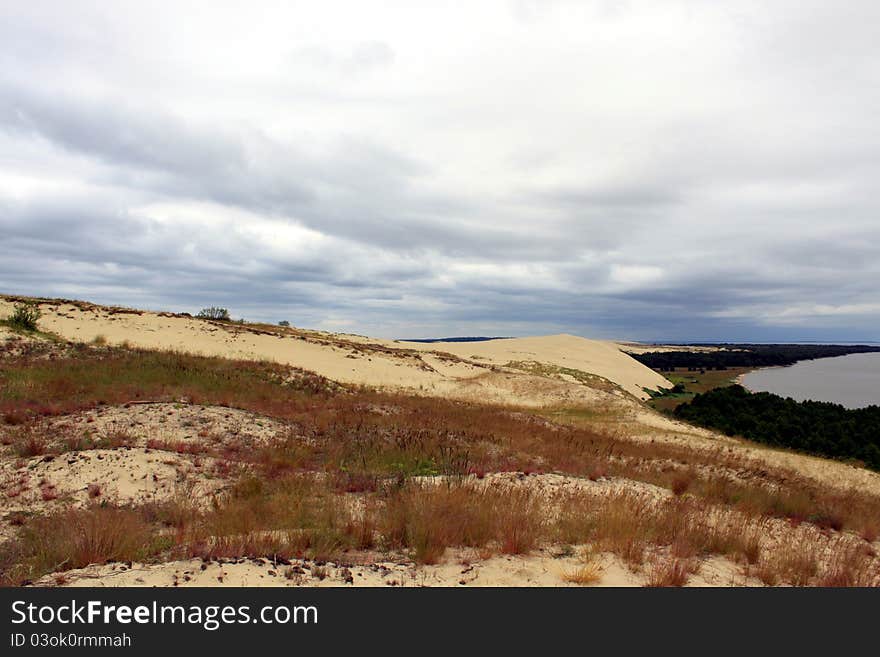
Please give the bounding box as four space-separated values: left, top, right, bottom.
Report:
0 403 294 540
48 403 289 450
34 548 753 588
0 448 222 520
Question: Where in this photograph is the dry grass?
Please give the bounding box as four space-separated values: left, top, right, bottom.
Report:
5 425 47 457
378 482 543 563
1 342 879 587
0 506 152 585
562 547 604 585
0 345 336 421
644 555 694 587
751 535 879 587
2 470 878 586
817 542 880 587
670 469 695 496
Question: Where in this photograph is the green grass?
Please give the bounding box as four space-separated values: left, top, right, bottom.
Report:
504 360 621 394
647 367 753 412
0 318 63 343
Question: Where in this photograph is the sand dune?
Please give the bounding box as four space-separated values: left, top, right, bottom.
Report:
5 295 879 589
0 297 670 404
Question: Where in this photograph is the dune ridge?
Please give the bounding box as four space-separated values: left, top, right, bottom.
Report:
0 296 670 404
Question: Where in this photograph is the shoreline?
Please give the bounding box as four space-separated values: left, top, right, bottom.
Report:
734 364 786 392
734 354 880 409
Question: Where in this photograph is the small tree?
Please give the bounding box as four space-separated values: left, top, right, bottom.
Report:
196 307 231 321
8 303 41 331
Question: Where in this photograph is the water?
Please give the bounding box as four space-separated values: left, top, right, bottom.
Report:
740 352 880 409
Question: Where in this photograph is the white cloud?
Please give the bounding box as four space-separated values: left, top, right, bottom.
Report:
1 0 878 340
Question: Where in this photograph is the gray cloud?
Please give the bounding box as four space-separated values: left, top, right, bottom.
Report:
1 1 879 341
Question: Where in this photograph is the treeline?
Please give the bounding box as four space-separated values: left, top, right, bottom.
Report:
633 344 880 371
406 336 511 343
674 385 880 471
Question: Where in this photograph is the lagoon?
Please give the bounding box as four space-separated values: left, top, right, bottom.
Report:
740 352 880 409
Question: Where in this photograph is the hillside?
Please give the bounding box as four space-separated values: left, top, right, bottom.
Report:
0 296 670 404
1 295 879 588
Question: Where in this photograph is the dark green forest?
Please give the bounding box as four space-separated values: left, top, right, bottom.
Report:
674 385 880 471
633 344 880 371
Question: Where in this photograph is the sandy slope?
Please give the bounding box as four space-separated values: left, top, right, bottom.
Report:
35 550 751 588
399 334 671 399
0 297 669 403
5 295 880 588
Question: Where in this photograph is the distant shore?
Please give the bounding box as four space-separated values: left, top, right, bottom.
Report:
735 353 880 409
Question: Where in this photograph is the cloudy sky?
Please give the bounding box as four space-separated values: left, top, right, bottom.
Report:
1 1 878 341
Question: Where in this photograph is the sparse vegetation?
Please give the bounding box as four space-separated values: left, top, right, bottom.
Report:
1 313 879 587
644 555 692 587
196 307 231 321
1 506 152 584
5 303 42 332
562 547 604 585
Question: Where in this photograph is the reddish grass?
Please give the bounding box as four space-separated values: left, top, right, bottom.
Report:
40 483 58 501
816 542 880 587
2 410 27 426
644 556 692 587
377 483 542 563
670 469 695 496
7 425 48 458
145 438 206 455
0 506 152 585
754 536 820 586
4 345 878 531
2 342 880 587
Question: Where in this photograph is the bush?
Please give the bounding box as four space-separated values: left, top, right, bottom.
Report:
196 307 230 321
7 303 41 331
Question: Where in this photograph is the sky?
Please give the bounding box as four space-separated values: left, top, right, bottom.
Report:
1 1 878 342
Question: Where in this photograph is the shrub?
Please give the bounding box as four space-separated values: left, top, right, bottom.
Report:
7 303 41 331
196 307 231 321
